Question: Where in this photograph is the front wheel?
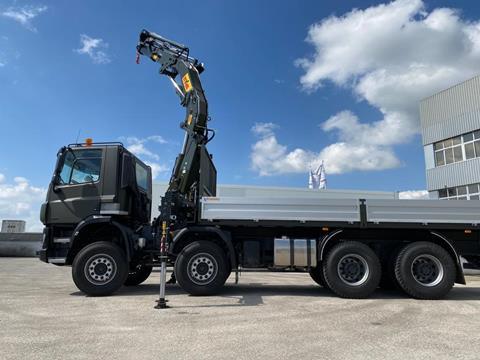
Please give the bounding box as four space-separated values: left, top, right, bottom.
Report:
174 241 229 296
72 241 128 296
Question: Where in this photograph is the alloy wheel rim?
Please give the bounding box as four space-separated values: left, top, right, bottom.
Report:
411 254 444 287
84 253 117 285
337 254 370 286
187 253 218 285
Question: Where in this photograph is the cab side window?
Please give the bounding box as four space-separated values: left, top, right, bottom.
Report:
59 149 103 185
135 162 149 191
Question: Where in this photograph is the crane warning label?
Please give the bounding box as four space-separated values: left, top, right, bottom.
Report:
182 73 193 92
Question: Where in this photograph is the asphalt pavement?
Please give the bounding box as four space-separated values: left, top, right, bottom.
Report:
1 258 480 360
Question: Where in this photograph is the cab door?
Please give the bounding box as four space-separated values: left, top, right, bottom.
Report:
46 147 105 225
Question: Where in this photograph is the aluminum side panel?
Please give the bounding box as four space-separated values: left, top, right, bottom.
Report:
366 199 480 224
201 197 360 222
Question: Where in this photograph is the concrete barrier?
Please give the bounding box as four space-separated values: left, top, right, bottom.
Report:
0 233 42 257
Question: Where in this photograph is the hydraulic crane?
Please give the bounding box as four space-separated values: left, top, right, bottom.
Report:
136 30 217 307
137 30 216 223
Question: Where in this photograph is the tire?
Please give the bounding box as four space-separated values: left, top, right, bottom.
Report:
323 241 381 299
72 241 128 296
394 242 456 300
174 241 229 296
309 266 327 287
124 265 152 286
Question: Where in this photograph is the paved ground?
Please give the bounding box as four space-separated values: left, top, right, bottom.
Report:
1 258 480 360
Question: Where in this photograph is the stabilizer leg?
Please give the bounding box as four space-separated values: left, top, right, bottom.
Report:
155 221 170 309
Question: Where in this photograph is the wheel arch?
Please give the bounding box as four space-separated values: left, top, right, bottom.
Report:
318 229 344 261
171 226 236 269
429 231 465 285
67 216 133 264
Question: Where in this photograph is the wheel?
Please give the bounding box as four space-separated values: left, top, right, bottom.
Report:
323 241 381 299
174 241 229 296
124 265 152 286
72 241 128 296
309 266 327 287
394 242 456 299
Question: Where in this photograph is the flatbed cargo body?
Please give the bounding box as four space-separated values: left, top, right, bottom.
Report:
200 197 480 226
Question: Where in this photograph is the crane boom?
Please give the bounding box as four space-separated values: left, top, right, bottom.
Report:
136 30 216 227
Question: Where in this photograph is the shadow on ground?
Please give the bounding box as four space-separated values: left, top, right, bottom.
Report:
70 282 480 306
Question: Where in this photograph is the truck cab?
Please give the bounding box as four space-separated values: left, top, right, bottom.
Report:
39 142 152 266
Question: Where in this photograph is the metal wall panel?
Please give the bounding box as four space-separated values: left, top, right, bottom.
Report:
420 75 480 145
426 158 480 190
424 144 434 169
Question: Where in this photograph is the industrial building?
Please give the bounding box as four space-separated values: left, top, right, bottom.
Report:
420 75 480 199
1 220 26 233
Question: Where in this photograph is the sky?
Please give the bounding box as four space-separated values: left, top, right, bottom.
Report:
2 0 480 230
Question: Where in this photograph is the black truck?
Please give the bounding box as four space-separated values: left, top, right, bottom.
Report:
39 30 480 300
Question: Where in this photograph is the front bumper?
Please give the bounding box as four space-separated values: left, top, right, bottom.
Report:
37 227 67 265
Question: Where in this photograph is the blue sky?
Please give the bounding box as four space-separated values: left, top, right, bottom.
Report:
2 0 480 229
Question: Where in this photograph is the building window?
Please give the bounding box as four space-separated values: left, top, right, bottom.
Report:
438 183 480 200
434 130 480 166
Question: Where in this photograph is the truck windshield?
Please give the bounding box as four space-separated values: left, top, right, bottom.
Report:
59 149 103 185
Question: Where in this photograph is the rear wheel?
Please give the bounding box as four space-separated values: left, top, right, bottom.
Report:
72 241 128 296
175 241 229 296
395 242 456 299
323 241 381 299
124 265 152 286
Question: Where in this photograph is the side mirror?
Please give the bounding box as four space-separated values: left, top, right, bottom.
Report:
51 146 67 193
51 173 62 193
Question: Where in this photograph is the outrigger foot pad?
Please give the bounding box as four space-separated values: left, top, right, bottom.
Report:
154 298 169 309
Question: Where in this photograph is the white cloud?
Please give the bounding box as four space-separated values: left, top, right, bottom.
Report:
147 135 167 144
0 49 20 68
251 122 400 176
398 190 429 199
74 34 111 64
145 161 170 179
1 5 47 32
121 136 170 179
0 174 46 232
124 136 163 161
127 142 159 161
292 0 480 175
0 52 6 67
251 122 278 137
251 125 311 176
